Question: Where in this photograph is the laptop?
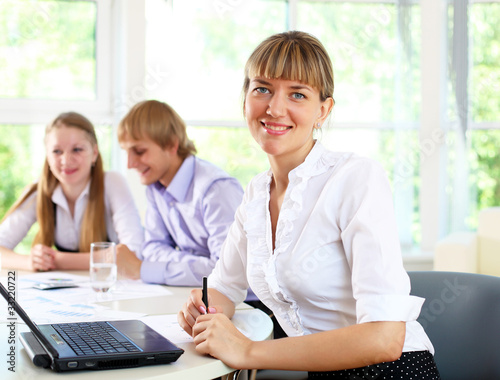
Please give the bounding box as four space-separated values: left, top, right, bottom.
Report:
0 281 184 372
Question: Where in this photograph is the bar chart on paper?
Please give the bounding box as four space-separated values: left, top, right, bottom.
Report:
2 294 107 323
0 272 172 324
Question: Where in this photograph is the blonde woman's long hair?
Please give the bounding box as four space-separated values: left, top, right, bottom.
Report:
2 112 107 252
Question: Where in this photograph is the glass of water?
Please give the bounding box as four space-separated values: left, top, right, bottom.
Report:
90 242 117 293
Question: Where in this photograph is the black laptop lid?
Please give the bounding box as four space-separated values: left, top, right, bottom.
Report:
0 281 59 358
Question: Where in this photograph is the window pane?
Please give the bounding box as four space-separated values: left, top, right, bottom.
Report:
297 1 421 123
0 0 96 100
0 125 43 217
471 3 500 122
145 0 287 121
0 125 43 253
468 129 500 226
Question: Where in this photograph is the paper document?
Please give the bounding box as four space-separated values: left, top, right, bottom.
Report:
140 308 273 345
1 272 172 323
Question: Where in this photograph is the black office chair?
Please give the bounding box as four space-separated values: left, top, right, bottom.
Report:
408 270 500 380
253 369 307 380
256 271 500 380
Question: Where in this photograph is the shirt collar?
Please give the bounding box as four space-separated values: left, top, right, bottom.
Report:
299 139 324 168
51 180 91 209
265 140 325 179
165 155 195 202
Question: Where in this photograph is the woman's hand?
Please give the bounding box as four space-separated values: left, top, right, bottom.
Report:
177 288 217 336
30 244 56 271
192 313 253 369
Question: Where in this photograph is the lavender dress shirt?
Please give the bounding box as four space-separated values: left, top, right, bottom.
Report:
139 155 244 287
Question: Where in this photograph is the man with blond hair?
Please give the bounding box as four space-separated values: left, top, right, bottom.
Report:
116 100 244 287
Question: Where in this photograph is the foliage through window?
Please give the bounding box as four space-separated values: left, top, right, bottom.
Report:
1 0 500 255
0 0 97 100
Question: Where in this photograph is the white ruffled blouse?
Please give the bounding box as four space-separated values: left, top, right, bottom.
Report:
209 141 434 353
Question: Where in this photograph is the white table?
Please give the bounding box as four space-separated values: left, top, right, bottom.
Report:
0 270 273 380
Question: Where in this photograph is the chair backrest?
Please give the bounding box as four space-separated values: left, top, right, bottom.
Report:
408 271 500 380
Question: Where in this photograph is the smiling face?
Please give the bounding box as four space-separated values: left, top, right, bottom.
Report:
244 76 333 164
119 134 182 187
242 32 335 166
45 125 98 193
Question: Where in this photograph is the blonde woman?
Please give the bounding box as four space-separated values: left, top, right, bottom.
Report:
0 112 143 271
178 31 441 379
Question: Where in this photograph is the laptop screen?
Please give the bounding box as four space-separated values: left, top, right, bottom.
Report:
0 281 59 358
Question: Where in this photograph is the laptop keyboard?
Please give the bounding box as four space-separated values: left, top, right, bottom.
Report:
52 322 141 356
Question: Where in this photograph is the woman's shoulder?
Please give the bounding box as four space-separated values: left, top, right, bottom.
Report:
326 153 391 197
312 142 385 174
294 143 377 181
308 145 390 191
14 182 39 208
338 153 387 176
1 183 38 222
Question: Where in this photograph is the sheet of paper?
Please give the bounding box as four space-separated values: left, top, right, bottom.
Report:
2 272 172 303
140 314 193 344
140 308 274 345
15 271 89 289
1 273 172 323
230 308 273 341
0 288 147 324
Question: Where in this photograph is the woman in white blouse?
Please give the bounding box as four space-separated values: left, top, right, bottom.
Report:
0 112 143 271
178 31 440 379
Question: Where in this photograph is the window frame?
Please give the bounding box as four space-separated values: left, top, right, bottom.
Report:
0 0 113 125
2 0 500 263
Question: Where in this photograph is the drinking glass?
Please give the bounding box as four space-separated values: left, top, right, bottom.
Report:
90 242 117 293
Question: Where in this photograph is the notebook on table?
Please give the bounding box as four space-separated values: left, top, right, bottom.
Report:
0 281 183 372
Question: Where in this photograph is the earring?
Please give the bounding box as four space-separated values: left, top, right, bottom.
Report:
316 123 321 128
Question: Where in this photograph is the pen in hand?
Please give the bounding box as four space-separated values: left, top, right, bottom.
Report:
202 276 209 314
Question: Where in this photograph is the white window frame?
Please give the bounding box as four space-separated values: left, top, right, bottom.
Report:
0 0 113 125
2 0 499 266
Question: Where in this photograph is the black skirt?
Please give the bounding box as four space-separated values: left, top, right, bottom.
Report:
308 351 440 379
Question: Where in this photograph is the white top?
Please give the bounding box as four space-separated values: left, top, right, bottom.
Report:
0 171 144 253
209 141 434 353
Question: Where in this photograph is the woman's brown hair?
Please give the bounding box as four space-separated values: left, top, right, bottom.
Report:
242 30 334 103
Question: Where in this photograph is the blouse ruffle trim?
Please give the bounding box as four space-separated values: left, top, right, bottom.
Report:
244 142 348 336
